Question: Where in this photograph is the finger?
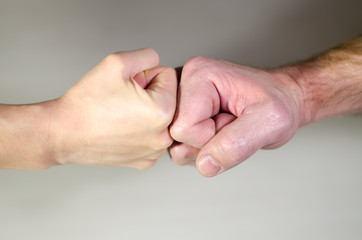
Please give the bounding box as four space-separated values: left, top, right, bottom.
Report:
168 142 199 166
133 66 168 89
116 48 160 78
168 113 236 167
170 66 220 148
214 113 237 132
146 67 178 116
196 104 278 177
168 113 235 167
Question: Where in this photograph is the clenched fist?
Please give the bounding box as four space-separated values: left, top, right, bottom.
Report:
0 48 177 169
52 49 177 169
170 57 303 177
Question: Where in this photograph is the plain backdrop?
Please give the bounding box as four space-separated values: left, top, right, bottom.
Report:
0 0 361 239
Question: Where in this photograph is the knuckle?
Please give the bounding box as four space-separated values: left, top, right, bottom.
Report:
183 56 211 74
185 56 210 68
162 137 174 149
169 123 188 142
170 148 196 166
169 148 185 164
103 52 125 66
154 132 174 150
182 57 224 84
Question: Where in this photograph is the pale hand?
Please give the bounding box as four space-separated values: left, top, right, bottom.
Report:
49 48 177 169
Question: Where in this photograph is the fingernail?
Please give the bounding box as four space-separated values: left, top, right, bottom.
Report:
198 155 221 177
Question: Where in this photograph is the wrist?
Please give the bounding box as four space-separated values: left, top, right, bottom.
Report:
270 63 338 127
41 97 85 167
284 64 326 126
275 37 362 126
0 102 58 169
279 62 362 126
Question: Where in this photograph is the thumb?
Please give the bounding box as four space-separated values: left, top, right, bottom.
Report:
120 48 160 77
146 67 178 119
196 104 279 177
133 66 169 89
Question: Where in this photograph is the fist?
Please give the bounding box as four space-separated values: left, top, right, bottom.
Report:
50 49 177 169
170 57 303 177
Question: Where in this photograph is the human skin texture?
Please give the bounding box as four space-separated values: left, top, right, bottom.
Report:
169 36 362 177
0 48 177 170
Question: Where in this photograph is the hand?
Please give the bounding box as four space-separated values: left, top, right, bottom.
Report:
48 48 177 169
169 57 303 177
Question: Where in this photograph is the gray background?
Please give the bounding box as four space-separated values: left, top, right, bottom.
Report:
0 0 361 239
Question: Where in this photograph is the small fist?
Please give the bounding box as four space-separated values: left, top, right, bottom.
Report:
50 49 177 169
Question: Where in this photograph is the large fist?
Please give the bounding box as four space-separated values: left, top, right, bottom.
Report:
49 48 177 169
170 57 303 177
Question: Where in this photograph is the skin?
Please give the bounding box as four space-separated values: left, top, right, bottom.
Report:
0 48 177 170
169 36 362 177
1 37 361 173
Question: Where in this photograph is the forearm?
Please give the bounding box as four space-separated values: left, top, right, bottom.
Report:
279 36 362 126
0 102 56 169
